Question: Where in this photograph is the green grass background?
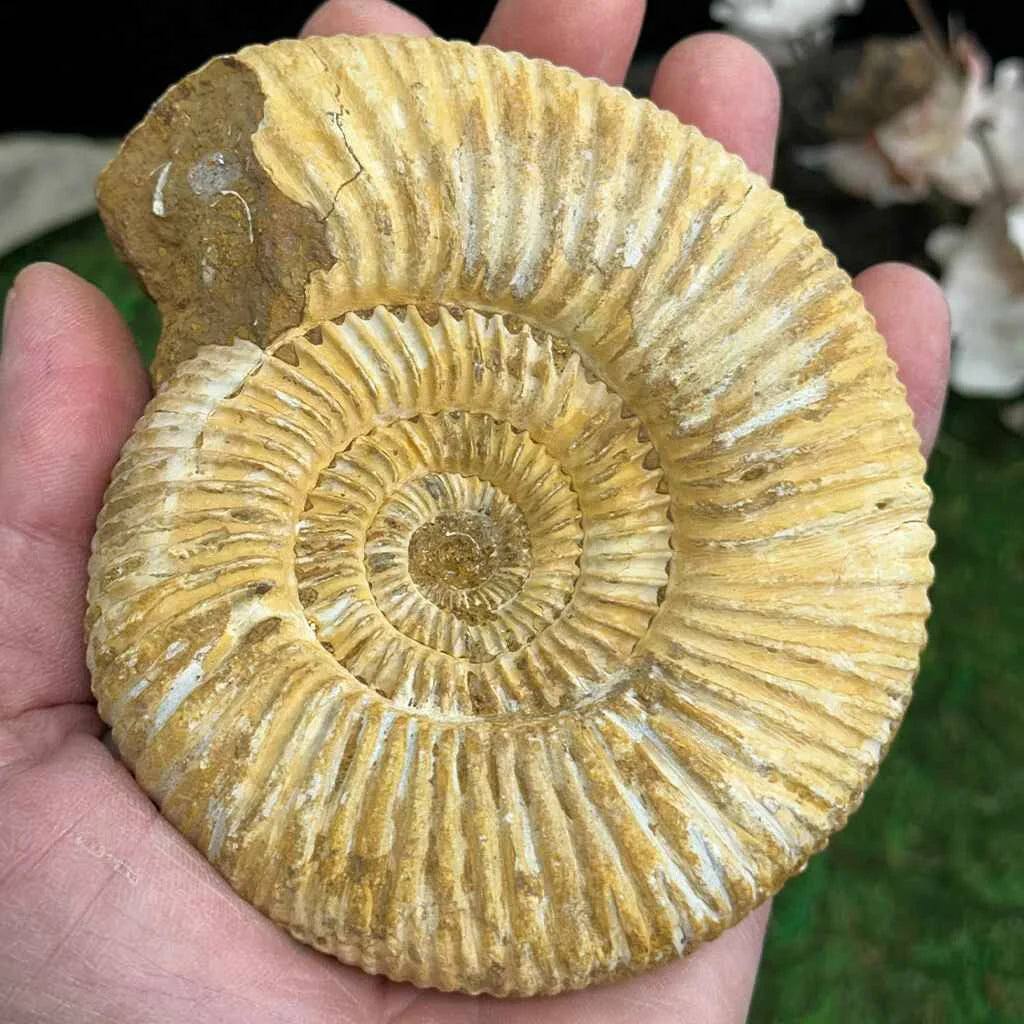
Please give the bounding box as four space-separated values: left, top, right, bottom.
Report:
1 216 1021 1022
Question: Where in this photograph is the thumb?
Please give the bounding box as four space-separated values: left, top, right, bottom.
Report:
0 263 149 718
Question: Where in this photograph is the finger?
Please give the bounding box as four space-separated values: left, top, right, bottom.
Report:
480 0 646 85
0 263 149 718
651 33 780 181
302 0 432 37
854 262 950 455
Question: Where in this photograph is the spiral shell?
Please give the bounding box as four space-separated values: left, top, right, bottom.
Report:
88 35 934 996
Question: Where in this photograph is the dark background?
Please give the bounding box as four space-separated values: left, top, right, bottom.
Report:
0 1 1011 135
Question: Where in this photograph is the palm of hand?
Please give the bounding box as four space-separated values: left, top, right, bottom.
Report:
0 2 949 1021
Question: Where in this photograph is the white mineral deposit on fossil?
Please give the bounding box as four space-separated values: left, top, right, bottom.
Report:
87 34 935 997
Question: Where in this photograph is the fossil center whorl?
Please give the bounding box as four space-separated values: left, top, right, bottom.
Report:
290 307 672 715
407 508 519 593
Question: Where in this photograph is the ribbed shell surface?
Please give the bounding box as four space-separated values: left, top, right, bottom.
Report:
88 35 935 996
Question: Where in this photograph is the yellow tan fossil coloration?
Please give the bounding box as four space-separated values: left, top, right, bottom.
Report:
88 34 935 996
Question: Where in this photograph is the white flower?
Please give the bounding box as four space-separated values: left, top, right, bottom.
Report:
928 60 1024 204
795 138 930 206
927 204 1024 398
797 37 988 205
1006 201 1024 257
873 37 989 192
710 0 863 66
797 38 1024 208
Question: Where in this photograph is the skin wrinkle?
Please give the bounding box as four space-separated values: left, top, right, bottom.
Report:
0 780 98 891
0 822 153 1013
0 2 949 1021
1 742 378 1024
0 526 90 716
65 927 302 1024
0 507 93 562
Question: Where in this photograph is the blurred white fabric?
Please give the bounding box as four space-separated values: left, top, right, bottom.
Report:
0 134 118 256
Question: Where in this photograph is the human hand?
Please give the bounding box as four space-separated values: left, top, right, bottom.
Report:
0 2 950 1021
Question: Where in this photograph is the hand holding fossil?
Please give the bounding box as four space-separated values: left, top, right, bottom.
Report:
0 3 950 1021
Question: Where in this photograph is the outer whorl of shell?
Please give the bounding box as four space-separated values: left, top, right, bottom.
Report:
88 35 935 997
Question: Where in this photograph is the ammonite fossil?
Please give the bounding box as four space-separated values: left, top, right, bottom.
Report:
87 34 935 996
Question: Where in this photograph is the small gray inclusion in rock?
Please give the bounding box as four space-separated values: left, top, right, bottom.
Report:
187 151 241 199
